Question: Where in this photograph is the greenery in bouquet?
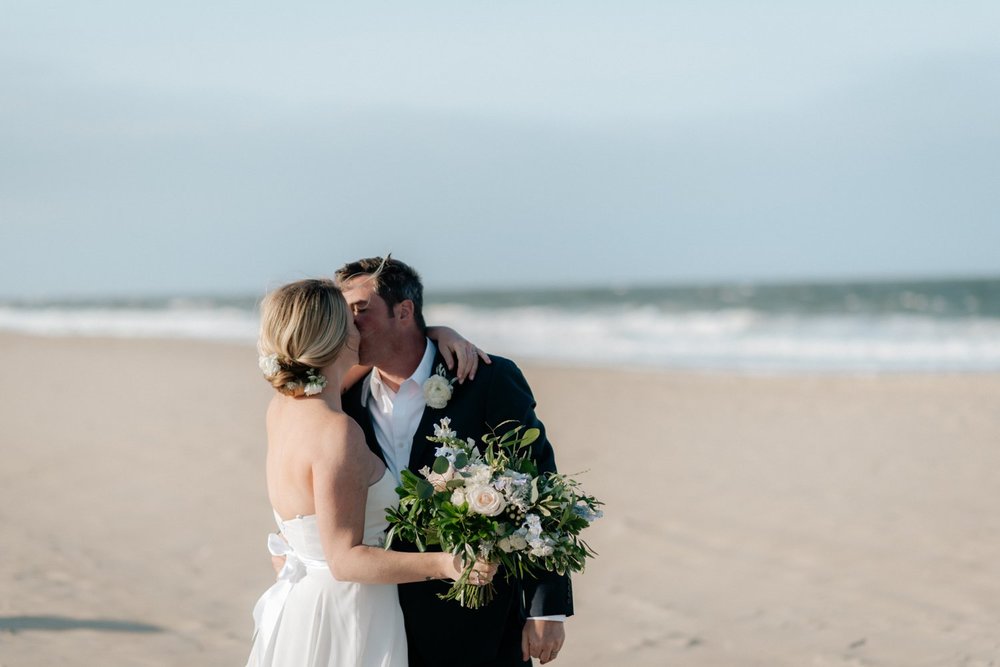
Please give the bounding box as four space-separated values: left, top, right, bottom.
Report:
385 418 603 608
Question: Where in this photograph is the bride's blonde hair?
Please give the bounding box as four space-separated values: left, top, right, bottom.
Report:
258 279 351 396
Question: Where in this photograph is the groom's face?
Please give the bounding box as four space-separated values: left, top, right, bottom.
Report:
342 275 397 367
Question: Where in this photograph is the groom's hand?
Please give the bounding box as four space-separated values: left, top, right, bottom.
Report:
522 619 565 664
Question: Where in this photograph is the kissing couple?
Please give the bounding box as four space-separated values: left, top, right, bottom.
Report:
247 257 574 666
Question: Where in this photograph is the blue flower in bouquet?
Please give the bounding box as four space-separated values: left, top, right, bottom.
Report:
572 501 604 523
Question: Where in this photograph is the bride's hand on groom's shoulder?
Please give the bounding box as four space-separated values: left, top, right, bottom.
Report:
428 326 491 383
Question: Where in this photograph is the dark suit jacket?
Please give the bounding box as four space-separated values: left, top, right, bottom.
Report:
343 351 574 667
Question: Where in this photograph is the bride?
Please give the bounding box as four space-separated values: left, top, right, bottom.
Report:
247 278 496 667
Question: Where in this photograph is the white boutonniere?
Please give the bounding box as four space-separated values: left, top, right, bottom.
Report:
423 363 456 409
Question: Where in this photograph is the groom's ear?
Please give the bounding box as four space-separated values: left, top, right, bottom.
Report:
394 299 415 323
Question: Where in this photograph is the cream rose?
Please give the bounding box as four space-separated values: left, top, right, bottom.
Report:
467 485 507 516
422 374 453 409
425 463 456 492
450 488 467 506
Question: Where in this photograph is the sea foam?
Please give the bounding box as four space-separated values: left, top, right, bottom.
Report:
3 278 1000 372
3 301 998 372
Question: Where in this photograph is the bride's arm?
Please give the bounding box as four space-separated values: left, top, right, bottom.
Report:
341 364 372 393
312 420 489 585
426 326 491 383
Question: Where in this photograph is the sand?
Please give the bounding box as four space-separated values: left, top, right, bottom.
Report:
2 333 999 666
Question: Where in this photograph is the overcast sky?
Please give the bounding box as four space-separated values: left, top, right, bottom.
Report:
2 1 999 298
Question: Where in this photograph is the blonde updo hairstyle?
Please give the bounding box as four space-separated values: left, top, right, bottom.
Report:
258 278 351 396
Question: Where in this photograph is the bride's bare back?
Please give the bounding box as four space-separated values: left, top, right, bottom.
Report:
265 395 383 522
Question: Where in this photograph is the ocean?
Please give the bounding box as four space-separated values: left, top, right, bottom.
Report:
2 277 999 373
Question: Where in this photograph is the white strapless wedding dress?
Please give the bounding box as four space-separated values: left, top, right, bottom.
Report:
246 471 408 667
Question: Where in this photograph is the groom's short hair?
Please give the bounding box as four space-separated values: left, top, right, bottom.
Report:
335 256 427 333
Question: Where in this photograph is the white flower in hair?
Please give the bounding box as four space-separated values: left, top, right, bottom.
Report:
259 353 281 378
303 369 328 396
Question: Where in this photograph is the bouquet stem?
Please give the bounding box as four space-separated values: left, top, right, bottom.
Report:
438 563 496 609
438 581 495 609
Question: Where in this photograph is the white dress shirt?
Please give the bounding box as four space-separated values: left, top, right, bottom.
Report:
361 339 565 623
360 338 437 484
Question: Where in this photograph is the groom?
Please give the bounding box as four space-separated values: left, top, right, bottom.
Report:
336 257 573 667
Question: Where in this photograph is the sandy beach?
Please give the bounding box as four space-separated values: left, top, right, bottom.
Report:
2 332 999 666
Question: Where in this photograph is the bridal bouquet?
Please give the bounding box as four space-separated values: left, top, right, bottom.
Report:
385 418 603 609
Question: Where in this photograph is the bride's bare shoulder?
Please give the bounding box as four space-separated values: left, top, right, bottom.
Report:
313 411 367 457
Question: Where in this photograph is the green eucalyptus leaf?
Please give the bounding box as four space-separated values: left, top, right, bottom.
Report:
432 456 451 474
519 428 540 447
415 479 435 500
499 426 521 444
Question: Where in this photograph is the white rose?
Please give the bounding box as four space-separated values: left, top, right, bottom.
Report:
467 485 507 516
498 537 513 553
450 488 466 506
423 375 453 409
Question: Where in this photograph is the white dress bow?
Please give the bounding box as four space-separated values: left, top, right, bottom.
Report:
249 532 328 655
